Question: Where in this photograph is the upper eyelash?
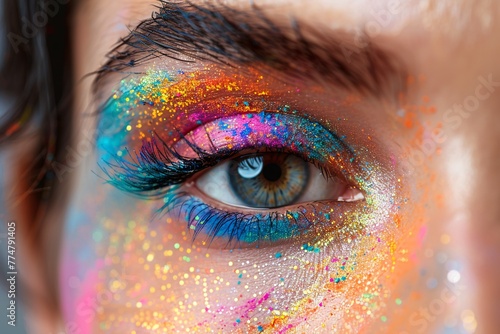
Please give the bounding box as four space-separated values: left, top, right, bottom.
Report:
99 131 346 199
99 133 236 197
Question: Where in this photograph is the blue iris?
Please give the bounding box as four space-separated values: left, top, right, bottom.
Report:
228 154 309 208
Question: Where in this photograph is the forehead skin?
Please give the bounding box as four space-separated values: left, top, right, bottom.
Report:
67 0 500 332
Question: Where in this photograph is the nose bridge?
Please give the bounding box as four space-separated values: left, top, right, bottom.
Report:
468 125 500 333
440 102 500 333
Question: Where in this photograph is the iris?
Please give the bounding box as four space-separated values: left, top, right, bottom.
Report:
229 154 309 208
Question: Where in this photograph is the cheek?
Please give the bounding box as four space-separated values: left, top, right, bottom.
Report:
58 179 428 333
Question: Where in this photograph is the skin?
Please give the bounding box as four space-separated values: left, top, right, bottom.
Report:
9 0 500 333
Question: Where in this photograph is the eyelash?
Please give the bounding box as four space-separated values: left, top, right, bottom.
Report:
160 189 328 248
100 133 347 197
100 134 236 196
100 113 361 247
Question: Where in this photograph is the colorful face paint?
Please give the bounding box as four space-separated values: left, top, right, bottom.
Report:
97 65 384 248
97 67 355 160
61 64 421 333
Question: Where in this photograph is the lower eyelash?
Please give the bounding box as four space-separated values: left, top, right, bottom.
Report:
160 187 324 247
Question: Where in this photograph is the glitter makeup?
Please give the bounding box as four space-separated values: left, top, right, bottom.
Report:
66 64 406 333
98 68 376 248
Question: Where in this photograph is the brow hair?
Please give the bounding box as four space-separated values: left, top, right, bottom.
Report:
93 1 406 98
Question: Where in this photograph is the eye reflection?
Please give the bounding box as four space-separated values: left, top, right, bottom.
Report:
230 154 309 208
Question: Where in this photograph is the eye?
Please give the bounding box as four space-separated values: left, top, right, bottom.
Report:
102 111 370 246
196 153 363 209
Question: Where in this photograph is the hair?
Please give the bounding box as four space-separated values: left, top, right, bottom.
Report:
0 0 74 315
1 0 73 233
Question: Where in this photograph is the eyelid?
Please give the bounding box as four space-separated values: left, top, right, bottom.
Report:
100 112 363 198
178 112 361 181
162 189 365 248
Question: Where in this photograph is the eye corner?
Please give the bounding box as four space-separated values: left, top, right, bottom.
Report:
337 187 365 202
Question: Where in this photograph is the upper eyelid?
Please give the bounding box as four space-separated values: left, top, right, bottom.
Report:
91 1 408 103
99 112 360 197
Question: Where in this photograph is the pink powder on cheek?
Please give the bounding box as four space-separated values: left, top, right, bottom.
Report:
60 256 108 334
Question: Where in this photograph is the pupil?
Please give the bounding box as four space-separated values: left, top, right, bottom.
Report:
262 163 282 182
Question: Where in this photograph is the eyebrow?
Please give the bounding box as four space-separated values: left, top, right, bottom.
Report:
93 1 407 98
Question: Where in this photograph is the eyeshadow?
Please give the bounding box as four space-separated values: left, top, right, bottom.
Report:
97 66 349 158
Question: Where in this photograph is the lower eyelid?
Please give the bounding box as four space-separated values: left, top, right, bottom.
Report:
161 184 368 248
184 184 364 221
